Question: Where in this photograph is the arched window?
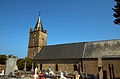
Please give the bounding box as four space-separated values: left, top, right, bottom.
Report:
74 64 77 71
40 64 42 70
56 64 58 71
42 38 44 45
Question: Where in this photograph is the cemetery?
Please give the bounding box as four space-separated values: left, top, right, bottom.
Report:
0 54 99 79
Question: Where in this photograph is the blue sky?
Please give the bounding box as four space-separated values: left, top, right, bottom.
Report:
0 0 119 58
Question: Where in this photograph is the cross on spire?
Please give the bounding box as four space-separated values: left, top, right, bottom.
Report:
39 12 41 16
34 12 43 31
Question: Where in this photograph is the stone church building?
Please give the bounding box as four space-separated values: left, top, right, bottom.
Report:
27 15 120 79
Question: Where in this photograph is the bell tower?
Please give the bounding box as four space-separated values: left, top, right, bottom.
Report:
27 14 47 59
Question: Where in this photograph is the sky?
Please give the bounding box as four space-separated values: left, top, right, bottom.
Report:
0 0 119 58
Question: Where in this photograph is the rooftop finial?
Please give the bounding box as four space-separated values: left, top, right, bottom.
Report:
39 12 41 16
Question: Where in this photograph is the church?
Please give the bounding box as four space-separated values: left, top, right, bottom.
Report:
27 15 120 79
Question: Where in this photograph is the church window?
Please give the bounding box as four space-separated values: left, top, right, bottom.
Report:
40 64 42 70
56 64 58 71
74 64 77 71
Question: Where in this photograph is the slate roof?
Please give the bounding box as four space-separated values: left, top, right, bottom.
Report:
84 39 120 58
34 42 85 59
34 39 120 60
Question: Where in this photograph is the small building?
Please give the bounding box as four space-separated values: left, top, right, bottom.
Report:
27 15 120 79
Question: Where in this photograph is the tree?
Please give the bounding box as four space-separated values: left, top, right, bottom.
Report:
17 58 37 71
112 0 120 24
0 55 7 64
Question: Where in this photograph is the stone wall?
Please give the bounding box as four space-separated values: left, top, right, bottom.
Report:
37 58 120 79
58 64 74 73
39 31 47 46
40 64 75 74
39 60 98 75
27 30 47 59
83 58 120 79
27 47 41 58
82 59 98 74
103 59 120 79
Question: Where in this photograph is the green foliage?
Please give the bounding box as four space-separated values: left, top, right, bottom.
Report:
17 57 38 71
113 0 120 24
0 55 7 64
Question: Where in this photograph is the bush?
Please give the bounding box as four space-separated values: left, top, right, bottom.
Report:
0 55 7 64
17 57 38 71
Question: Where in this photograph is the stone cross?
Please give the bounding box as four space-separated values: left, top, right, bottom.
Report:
74 71 80 79
24 61 26 71
60 72 66 79
5 57 17 76
34 67 38 79
31 63 34 72
48 66 52 72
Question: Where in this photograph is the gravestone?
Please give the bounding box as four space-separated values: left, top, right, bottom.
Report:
74 71 80 79
24 61 26 71
48 66 52 71
48 66 54 75
5 57 17 76
31 63 34 72
34 67 38 79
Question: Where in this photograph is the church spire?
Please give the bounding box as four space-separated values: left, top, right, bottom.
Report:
34 12 44 31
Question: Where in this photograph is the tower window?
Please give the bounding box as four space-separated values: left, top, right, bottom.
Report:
42 38 44 43
33 38 35 44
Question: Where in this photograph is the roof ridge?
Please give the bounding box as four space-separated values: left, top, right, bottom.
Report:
45 42 86 47
46 39 120 47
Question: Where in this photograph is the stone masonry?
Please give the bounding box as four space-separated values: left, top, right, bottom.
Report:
27 15 47 59
36 58 120 79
